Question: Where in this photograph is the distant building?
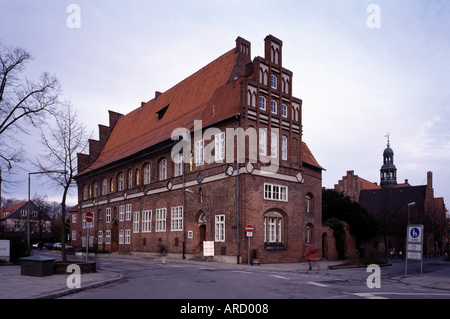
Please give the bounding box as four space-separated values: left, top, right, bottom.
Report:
0 201 52 241
334 139 447 258
72 35 324 264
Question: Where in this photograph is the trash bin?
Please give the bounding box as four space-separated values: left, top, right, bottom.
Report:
20 255 55 277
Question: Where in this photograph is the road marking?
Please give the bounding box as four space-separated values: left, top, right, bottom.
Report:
308 282 330 288
271 275 290 280
232 270 253 274
353 293 388 299
354 292 450 299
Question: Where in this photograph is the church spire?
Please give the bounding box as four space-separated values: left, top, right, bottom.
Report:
380 133 397 188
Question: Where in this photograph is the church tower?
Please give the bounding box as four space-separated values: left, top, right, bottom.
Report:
380 133 397 188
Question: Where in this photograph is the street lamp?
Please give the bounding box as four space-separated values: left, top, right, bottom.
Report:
408 202 416 225
27 170 67 250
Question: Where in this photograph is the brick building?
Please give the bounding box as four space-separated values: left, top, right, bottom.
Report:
72 35 324 263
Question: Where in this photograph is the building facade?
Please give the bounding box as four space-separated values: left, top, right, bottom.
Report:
72 35 324 263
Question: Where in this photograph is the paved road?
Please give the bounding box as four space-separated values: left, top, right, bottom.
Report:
59 256 450 300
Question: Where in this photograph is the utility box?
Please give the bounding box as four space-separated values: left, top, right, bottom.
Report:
20 256 55 277
0 240 10 263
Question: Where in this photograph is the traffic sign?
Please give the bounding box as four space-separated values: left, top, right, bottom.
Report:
85 212 93 223
405 224 424 275
246 225 254 232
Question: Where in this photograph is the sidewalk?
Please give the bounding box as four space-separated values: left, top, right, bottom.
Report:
1 253 450 299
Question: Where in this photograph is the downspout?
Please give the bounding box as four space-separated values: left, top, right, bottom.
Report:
236 114 240 264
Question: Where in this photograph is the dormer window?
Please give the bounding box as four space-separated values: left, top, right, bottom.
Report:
157 104 169 121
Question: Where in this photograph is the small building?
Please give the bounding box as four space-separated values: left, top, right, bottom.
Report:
0 201 52 242
72 35 324 263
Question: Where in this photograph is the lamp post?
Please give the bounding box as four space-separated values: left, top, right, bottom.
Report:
27 170 67 250
408 202 416 225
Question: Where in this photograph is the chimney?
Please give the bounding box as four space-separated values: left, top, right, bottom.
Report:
155 91 162 101
235 36 251 58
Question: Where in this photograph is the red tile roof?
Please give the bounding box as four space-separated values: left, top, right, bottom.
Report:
301 142 323 170
79 48 244 174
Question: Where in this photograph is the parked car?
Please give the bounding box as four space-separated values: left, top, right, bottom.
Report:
53 243 73 249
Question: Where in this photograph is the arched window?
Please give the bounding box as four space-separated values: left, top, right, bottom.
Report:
271 132 278 158
128 169 133 189
118 172 124 191
281 136 287 160
270 74 277 89
135 169 140 186
144 163 151 184
264 211 284 244
93 181 98 197
102 178 107 195
259 129 266 156
306 194 314 215
159 158 167 181
83 185 88 200
270 100 277 114
259 96 266 110
110 178 114 193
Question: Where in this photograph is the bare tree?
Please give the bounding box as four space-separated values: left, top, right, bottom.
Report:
35 101 90 262
0 41 60 188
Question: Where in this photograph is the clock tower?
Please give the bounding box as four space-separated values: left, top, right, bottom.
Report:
380 133 397 188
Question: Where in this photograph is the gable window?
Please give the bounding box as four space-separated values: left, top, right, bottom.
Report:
271 132 278 158
281 104 287 117
259 96 266 111
174 152 183 177
128 170 133 189
281 136 288 160
271 100 277 114
270 74 277 89
259 129 267 156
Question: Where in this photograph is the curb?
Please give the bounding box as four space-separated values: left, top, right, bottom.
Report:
32 272 124 299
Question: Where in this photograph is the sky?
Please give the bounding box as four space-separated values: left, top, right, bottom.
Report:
0 0 449 208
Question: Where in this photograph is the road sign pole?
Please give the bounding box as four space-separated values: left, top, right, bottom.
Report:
248 235 251 266
86 225 89 262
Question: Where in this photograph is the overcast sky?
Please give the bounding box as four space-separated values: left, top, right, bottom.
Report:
1 0 449 207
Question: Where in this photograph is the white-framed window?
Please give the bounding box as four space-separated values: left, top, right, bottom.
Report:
105 230 111 244
215 132 225 161
133 211 140 233
142 210 152 233
306 194 313 215
259 96 266 110
259 129 267 156
270 100 277 114
156 208 166 232
83 185 88 200
171 206 183 231
119 229 124 244
125 229 131 244
271 132 278 158
195 139 204 166
118 172 124 191
264 183 288 202
72 230 76 241
72 214 77 223
270 74 277 89
281 104 287 117
281 136 287 160
159 158 167 181
93 182 98 197
21 210 27 217
264 211 284 244
98 230 103 245
144 163 151 184
106 208 111 223
126 204 132 220
215 215 225 242
119 205 125 221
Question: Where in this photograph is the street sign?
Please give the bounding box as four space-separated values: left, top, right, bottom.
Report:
405 224 423 275
85 212 93 223
246 225 254 237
